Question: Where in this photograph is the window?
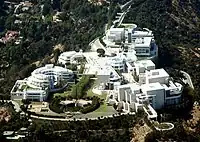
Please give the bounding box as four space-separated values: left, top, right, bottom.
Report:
165 90 170 97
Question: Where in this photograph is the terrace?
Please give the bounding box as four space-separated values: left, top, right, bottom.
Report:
153 122 174 131
17 84 39 92
143 104 157 119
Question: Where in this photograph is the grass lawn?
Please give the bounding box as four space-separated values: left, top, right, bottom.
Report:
87 89 107 100
26 86 38 90
20 84 27 90
94 102 108 112
153 122 173 129
86 80 111 113
89 91 115 113
14 100 22 106
121 23 135 28
54 91 71 98
19 84 37 91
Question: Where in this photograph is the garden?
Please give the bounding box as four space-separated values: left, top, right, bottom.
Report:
49 75 110 116
153 121 174 131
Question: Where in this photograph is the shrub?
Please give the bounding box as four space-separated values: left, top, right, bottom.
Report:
49 97 65 113
71 76 90 99
80 97 101 114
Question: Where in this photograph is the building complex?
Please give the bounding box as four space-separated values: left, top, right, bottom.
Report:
56 46 183 119
104 24 158 60
10 22 184 119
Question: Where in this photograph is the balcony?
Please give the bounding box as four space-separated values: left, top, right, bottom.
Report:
166 82 183 98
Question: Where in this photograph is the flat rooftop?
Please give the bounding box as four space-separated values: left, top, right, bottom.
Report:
132 30 153 37
118 83 140 91
147 68 169 78
83 53 121 79
134 37 153 47
121 23 137 29
59 51 76 57
134 60 155 68
110 28 124 32
141 82 164 91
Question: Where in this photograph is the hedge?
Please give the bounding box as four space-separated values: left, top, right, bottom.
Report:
80 97 101 114
71 75 90 99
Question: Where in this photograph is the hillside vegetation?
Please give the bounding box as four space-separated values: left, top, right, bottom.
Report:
124 0 200 102
0 0 114 97
124 0 200 141
0 0 200 141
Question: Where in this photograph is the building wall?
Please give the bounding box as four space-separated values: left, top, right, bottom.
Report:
118 87 125 101
125 91 129 103
129 103 135 111
146 89 165 109
148 76 168 84
138 66 146 74
130 93 136 103
108 28 125 42
139 74 146 84
146 65 155 71
135 47 150 56
118 87 130 101
11 93 24 100
165 97 181 106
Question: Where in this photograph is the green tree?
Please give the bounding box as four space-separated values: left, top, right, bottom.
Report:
42 2 52 16
5 16 15 30
97 48 105 57
0 0 4 8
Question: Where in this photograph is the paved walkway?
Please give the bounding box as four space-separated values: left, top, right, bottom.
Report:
120 0 133 11
181 71 194 89
30 112 133 121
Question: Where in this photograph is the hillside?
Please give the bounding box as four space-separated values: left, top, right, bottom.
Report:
124 0 200 101
0 0 113 97
125 0 200 44
0 0 200 141
124 0 200 141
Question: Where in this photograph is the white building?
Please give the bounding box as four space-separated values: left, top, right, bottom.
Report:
11 80 48 102
107 56 125 72
83 52 122 90
106 60 183 119
139 69 169 85
27 64 73 89
133 60 155 76
133 37 157 57
106 28 125 42
58 50 85 65
96 66 121 90
58 51 76 65
82 49 138 86
105 24 158 59
126 29 153 43
126 29 158 58
11 64 74 101
114 74 182 118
